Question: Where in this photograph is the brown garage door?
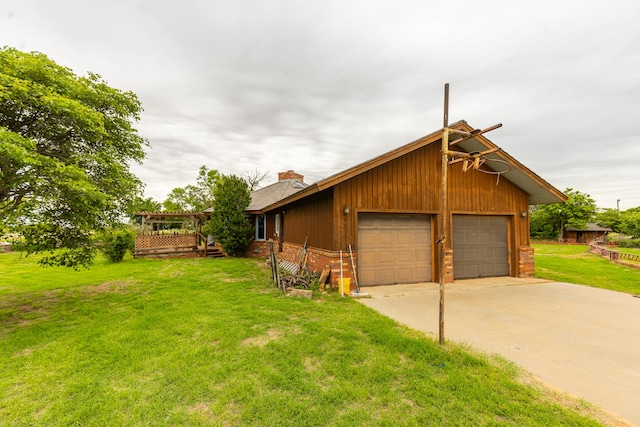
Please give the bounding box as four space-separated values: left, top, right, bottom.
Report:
358 213 432 286
452 215 509 279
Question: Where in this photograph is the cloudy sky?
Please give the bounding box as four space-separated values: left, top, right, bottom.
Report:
3 1 639 209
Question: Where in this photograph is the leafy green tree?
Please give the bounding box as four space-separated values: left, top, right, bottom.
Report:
0 47 147 267
529 188 596 240
162 166 220 212
205 174 253 256
619 209 640 238
126 196 162 225
529 205 558 240
594 208 623 231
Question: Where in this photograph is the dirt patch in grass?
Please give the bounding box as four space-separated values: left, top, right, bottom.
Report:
12 347 34 357
518 371 634 427
303 356 320 372
157 264 185 278
187 402 213 419
83 280 137 295
0 292 58 332
242 329 283 347
219 277 243 283
186 401 239 426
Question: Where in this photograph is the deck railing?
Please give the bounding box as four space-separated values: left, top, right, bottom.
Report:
135 233 198 253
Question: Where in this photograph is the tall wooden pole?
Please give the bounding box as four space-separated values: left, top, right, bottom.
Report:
439 83 449 345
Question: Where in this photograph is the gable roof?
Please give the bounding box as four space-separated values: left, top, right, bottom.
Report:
257 120 566 213
246 179 308 213
565 223 612 232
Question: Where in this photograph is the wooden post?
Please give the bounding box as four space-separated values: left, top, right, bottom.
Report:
435 84 502 344
439 83 449 345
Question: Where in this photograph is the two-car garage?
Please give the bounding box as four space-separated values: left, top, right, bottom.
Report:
357 213 509 286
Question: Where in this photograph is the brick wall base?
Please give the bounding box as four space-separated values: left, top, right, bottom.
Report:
443 249 454 283
250 241 358 290
244 240 275 258
518 246 535 277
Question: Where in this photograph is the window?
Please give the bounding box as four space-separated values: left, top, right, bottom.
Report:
275 214 280 237
255 214 266 241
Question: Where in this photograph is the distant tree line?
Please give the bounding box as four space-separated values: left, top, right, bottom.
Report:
530 188 640 245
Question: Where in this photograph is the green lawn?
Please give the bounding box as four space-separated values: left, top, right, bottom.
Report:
533 244 640 294
1 252 605 426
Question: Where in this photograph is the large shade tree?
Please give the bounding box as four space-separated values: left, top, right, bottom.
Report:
530 188 596 240
0 47 148 267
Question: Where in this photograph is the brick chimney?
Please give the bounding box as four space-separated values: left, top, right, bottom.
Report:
278 170 304 183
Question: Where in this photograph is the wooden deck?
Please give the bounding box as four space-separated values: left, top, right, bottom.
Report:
134 234 225 258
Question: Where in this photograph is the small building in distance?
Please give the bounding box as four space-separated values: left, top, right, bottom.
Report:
562 223 612 244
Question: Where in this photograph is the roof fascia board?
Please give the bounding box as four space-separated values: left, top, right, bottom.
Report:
259 119 566 212
259 126 453 213
452 122 567 203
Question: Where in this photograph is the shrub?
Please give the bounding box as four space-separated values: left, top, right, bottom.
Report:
618 239 640 248
606 233 640 248
205 174 253 257
97 228 135 262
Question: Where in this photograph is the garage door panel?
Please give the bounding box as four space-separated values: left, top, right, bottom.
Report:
453 215 509 280
377 269 395 283
359 270 376 283
459 263 479 277
376 233 394 245
481 247 494 258
358 213 432 286
394 249 412 262
467 232 479 243
377 250 395 263
396 268 415 282
414 232 430 243
494 246 508 255
394 233 413 245
359 233 376 245
360 252 376 264
359 215 375 228
481 264 495 275
465 248 479 258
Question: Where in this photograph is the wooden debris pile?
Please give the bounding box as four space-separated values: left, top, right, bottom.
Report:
278 270 318 291
267 239 326 296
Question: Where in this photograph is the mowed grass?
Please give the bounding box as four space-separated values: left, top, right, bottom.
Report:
533 244 640 295
0 252 603 426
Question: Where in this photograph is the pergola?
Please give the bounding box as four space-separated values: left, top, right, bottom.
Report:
134 211 210 257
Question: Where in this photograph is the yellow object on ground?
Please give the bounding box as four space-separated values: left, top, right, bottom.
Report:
339 278 350 295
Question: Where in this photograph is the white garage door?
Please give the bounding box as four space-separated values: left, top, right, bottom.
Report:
358 213 432 286
453 215 509 279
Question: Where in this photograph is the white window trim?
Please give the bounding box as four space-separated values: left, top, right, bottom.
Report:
255 214 266 241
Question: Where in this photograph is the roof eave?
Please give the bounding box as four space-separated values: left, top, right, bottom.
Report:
451 122 567 205
257 120 566 212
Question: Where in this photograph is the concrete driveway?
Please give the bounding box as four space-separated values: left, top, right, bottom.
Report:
357 278 640 425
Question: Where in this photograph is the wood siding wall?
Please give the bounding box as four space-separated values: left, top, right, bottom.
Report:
333 141 530 276
279 190 334 249
334 143 443 251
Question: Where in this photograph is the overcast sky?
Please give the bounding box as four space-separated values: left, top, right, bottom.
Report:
3 1 639 209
